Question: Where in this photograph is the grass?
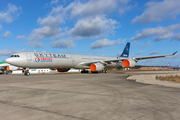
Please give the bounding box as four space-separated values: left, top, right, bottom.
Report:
128 79 136 82
156 75 180 83
126 74 136 82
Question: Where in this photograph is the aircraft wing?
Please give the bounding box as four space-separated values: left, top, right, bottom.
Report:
0 64 9 72
79 58 126 66
133 51 177 61
0 64 9 69
0 64 9 67
80 51 177 66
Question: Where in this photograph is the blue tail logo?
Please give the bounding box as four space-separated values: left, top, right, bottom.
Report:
119 42 130 57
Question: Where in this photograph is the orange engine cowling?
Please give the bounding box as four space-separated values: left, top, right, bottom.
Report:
55 68 70 72
6 66 10 71
122 59 136 68
90 63 105 72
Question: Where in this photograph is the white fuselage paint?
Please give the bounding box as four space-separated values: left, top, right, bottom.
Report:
5 52 123 69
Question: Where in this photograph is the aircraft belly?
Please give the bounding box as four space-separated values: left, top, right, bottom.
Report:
106 62 121 67
73 64 90 69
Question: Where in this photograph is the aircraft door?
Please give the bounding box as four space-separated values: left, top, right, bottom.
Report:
71 55 75 62
26 53 32 61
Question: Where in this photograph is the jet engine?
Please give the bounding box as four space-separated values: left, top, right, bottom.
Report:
90 63 105 72
55 68 70 72
122 59 136 68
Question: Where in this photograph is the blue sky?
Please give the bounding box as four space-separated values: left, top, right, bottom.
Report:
0 0 180 66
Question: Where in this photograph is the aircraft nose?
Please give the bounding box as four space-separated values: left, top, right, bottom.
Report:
5 58 17 65
5 58 10 63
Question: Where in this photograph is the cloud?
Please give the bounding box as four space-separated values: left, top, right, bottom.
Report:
37 15 63 26
132 0 180 24
149 51 161 55
28 9 63 41
0 4 21 23
50 38 75 49
28 26 61 41
50 6 63 15
50 0 59 5
63 0 131 18
131 24 180 41
0 49 15 56
3 31 11 38
167 53 180 58
66 0 117 17
27 41 44 48
16 35 25 39
119 2 137 15
0 49 26 56
91 38 123 49
142 41 151 48
28 0 131 47
0 24 2 31
135 51 144 55
70 15 119 38
172 32 180 40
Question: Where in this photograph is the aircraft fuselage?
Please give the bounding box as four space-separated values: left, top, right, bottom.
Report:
6 52 121 69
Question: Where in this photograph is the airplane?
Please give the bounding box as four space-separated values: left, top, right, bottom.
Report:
0 62 20 74
5 42 177 76
169 65 180 70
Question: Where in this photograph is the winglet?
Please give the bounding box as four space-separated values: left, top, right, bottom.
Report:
119 42 130 57
172 51 178 55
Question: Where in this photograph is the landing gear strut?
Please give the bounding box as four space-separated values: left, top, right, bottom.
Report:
81 69 89 73
24 68 30 76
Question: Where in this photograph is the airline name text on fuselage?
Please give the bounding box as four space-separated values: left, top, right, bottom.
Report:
34 53 66 58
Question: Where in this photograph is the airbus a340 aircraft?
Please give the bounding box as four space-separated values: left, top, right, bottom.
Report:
5 42 177 76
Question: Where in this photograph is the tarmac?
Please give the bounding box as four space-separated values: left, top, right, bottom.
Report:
0 71 180 120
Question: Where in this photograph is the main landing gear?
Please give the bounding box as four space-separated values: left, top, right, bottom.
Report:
81 69 89 73
91 70 107 73
100 70 107 73
23 68 30 76
81 69 107 74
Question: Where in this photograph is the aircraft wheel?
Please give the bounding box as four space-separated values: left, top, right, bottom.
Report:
91 71 99 73
9 70 12 74
27 72 30 76
24 71 30 76
81 70 89 73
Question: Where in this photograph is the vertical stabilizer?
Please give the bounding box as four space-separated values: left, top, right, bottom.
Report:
119 42 130 57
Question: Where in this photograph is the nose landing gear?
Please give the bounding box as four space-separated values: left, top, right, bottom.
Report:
23 68 30 76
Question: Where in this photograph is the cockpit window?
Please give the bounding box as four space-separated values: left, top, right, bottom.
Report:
10 55 20 57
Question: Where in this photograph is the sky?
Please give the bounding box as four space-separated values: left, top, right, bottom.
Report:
0 0 180 66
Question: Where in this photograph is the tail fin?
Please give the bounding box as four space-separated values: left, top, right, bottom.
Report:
119 42 130 57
